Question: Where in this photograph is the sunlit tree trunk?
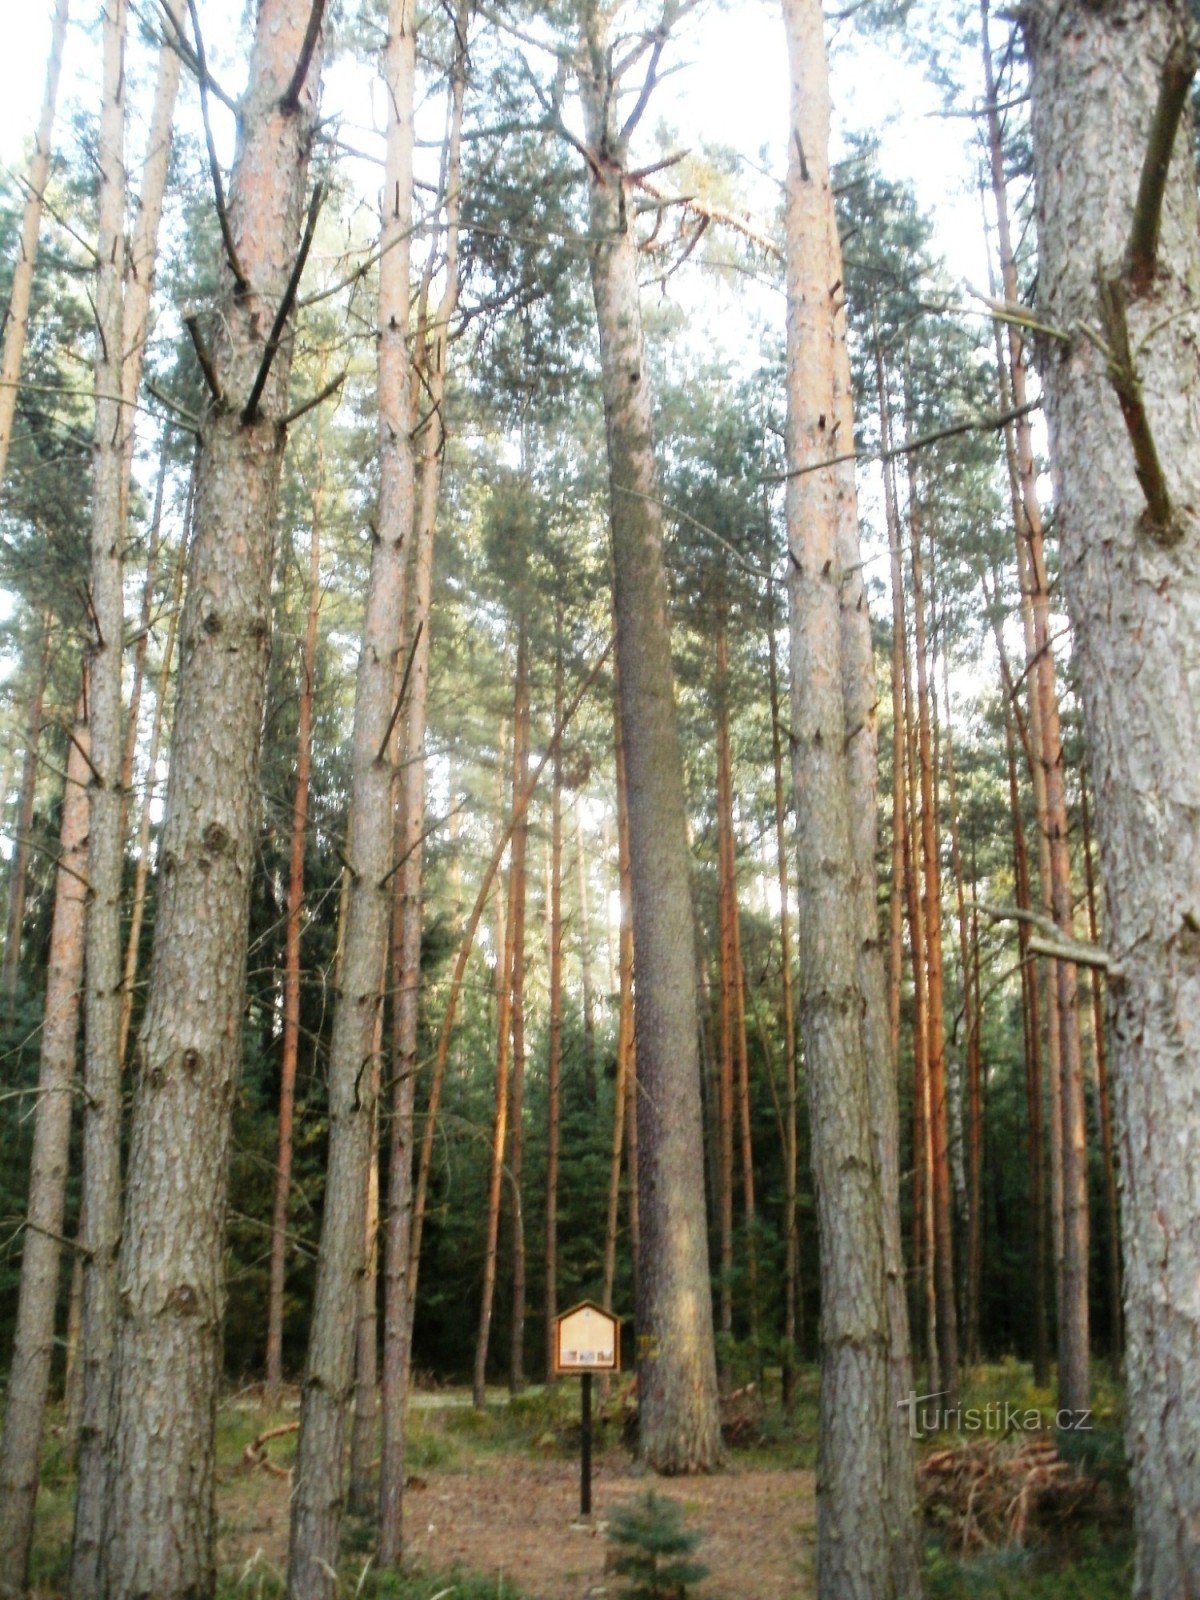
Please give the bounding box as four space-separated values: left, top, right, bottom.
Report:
783 1 922 1587
906 465 959 1405
1026 7 1197 1579
579 0 721 1472
0 0 69 490
265 437 324 1404
377 11 466 1533
118 458 195 1064
72 2 128 1588
982 0 1089 1412
286 0 407 1586
101 4 325 1593
0 680 88 1594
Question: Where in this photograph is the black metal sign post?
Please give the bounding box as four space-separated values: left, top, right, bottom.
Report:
552 1300 619 1523
580 1371 593 1517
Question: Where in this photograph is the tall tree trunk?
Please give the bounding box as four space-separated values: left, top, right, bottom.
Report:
286 0 406 1587
117 0 183 522
507 622 530 1395
0 680 88 1595
941 665 982 1364
406 649 610 1393
1025 15 1199 1579
101 4 325 1594
378 8 467 1534
782 1 922 1588
3 616 52 1008
119 441 166 816
992 602 1051 1388
118 458 195 1064
603 688 633 1316
578 4 721 1472
982 0 1089 1413
1080 770 1121 1355
72 3 128 1590
348 996 383 1514
265 441 324 1403
574 799 596 1102
906 465 959 1405
474 739 518 1410
0 0 69 490
544 613 563 1382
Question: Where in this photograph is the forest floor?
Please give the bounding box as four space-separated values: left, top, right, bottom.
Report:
26 1362 1134 1600
215 1380 817 1599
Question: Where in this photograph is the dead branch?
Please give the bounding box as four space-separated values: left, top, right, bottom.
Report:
186 0 247 293
1127 32 1196 293
241 183 325 425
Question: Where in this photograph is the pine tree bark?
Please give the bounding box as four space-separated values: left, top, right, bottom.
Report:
117 0 183 521
100 5 325 1594
0 681 88 1595
783 1 922 1587
376 13 466 1534
118 458 195 1064
286 1 408 1587
72 3 129 1588
2 616 52 1009
0 0 69 491
265 441 324 1403
578 2 721 1473
1025 7 1196 1581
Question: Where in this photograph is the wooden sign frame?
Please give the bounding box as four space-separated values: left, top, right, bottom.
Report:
553 1298 621 1375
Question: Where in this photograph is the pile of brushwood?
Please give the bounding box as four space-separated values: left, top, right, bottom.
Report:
918 1434 1115 1552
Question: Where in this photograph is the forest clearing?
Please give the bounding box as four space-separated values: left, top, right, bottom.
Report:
0 0 1196 1598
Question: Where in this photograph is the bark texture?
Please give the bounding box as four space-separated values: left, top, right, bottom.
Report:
287 3 410 1589
782 0 921 1591
0 0 69 490
579 1 722 1474
99 6 324 1594
0 686 88 1595
72 3 128 1587
1025 4 1200 1591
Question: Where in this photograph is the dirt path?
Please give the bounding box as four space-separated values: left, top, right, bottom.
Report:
221 1455 815 1598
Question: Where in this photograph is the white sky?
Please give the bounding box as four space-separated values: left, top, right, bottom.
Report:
0 2 987 284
